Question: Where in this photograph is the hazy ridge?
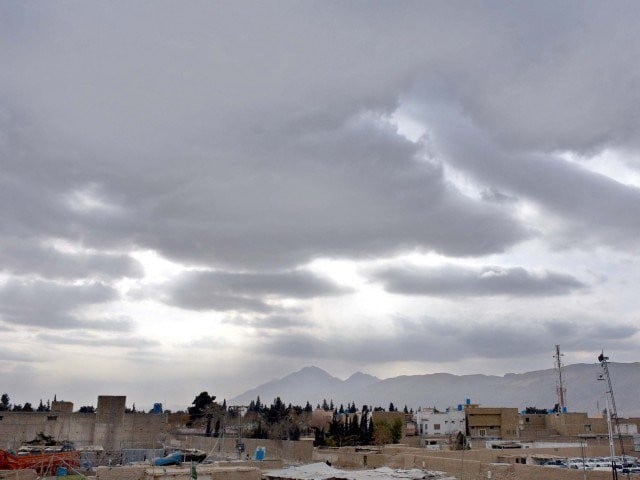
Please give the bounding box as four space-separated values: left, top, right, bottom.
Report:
231 362 640 417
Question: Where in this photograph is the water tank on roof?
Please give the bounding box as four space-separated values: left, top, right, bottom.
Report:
466 398 471 405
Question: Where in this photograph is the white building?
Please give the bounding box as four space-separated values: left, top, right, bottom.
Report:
414 407 466 437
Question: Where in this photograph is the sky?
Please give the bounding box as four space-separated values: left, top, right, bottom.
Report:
1 1 639 412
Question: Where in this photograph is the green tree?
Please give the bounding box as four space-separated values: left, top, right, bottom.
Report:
390 418 403 443
188 392 220 436
454 431 468 450
373 418 391 445
0 394 10 411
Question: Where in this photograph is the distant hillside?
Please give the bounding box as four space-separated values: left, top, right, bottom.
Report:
231 362 640 417
232 366 380 408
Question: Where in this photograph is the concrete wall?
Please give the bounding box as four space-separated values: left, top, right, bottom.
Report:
94 465 263 480
545 413 608 436
51 401 74 413
314 444 640 480
0 412 96 450
0 469 38 480
0 411 170 452
96 464 262 480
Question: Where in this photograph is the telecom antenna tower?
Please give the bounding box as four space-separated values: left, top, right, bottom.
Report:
598 351 627 465
554 345 566 413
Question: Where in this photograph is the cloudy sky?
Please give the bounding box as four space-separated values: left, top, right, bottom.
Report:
1 1 639 411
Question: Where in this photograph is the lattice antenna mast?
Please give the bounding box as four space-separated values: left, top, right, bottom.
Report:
598 351 626 462
554 345 566 412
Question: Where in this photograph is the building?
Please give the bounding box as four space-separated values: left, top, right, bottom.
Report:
465 405 519 439
415 407 465 438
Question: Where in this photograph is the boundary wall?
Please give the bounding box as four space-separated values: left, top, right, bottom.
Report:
313 445 640 480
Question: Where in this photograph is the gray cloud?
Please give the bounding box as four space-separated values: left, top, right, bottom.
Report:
1 2 639 405
371 264 586 297
0 347 41 363
0 2 535 274
481 188 517 205
438 122 640 248
222 313 312 330
0 279 119 329
163 270 352 312
0 237 143 280
36 332 159 349
255 316 639 365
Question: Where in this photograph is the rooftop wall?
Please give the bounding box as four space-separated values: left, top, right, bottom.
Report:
0 410 170 452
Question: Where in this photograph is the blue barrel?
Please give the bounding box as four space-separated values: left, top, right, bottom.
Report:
56 466 68 476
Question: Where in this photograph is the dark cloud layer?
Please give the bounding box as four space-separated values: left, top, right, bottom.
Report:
255 317 639 365
0 238 143 280
164 270 351 312
0 279 119 329
372 264 586 297
1 2 639 404
37 332 158 349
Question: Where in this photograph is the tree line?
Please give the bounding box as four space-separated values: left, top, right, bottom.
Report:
0 394 52 412
188 392 408 446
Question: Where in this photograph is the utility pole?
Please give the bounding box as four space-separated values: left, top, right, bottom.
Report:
598 351 627 479
554 345 566 412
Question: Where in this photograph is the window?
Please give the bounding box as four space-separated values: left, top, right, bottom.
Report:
478 428 486 437
434 424 440 430
47 416 57 421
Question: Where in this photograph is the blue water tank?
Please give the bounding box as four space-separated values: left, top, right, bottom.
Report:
56 467 67 477
466 398 471 405
255 447 265 461
457 404 463 411
153 403 163 414
562 406 567 413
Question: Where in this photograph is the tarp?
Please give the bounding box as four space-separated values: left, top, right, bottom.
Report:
263 463 455 480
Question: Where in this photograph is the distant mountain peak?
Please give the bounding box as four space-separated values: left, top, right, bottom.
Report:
346 371 378 380
230 362 640 417
298 365 331 374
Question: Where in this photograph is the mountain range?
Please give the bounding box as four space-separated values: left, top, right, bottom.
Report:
230 362 640 417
